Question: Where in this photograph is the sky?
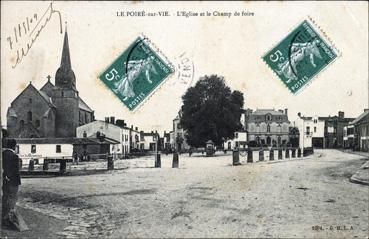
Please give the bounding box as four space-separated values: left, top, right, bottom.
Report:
1 1 368 133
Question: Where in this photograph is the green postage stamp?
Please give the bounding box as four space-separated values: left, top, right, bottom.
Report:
263 19 339 93
100 35 174 110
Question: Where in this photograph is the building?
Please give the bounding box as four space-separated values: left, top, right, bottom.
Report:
343 109 369 151
323 112 355 148
297 111 355 149
15 137 119 164
247 109 290 147
172 112 190 151
288 126 300 148
76 117 131 156
162 131 172 151
7 29 94 138
223 131 248 150
223 109 249 150
129 126 141 152
139 131 160 151
296 114 325 149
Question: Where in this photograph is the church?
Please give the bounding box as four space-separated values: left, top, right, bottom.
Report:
7 29 95 138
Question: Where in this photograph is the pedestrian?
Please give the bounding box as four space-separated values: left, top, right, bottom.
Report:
2 138 28 231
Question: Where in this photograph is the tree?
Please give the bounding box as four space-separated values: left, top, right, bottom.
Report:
180 75 244 148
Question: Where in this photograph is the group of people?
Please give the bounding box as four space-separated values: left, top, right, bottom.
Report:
2 129 27 231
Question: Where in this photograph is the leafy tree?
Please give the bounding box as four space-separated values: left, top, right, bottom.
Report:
180 75 244 148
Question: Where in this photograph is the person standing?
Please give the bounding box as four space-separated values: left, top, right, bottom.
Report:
2 138 26 230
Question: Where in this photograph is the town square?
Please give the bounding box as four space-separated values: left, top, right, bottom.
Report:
1 1 368 238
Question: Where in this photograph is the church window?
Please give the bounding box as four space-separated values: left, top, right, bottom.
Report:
83 131 87 138
31 145 36 153
267 124 271 133
85 112 88 123
56 145 61 153
27 111 32 121
61 91 64 97
19 120 24 128
35 120 40 128
29 98 32 103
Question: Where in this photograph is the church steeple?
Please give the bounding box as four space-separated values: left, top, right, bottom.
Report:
60 26 71 69
55 24 76 89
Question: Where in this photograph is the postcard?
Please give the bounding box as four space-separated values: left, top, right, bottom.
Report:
1 1 368 238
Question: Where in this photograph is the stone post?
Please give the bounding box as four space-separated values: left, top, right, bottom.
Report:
107 155 114 170
232 150 241 166
28 159 34 172
285 148 290 158
292 148 296 158
172 153 179 168
297 148 302 158
259 150 264 161
247 149 253 163
278 149 283 160
43 159 49 171
269 149 274 161
59 161 66 174
155 153 161 168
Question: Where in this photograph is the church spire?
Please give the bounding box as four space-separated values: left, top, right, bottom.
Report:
60 25 71 69
55 23 76 89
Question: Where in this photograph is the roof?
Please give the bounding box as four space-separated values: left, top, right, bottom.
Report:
81 120 131 130
350 110 369 125
39 91 56 107
15 137 119 145
252 109 285 116
11 83 55 109
79 97 93 112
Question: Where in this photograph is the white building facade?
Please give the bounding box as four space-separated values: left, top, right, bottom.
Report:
76 119 131 156
295 114 325 149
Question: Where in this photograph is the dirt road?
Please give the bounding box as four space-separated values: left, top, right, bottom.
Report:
3 149 368 238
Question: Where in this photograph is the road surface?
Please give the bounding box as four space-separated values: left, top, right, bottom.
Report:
2 149 368 238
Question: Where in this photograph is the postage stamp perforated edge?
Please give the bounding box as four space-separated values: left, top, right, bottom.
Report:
262 16 341 95
99 33 175 113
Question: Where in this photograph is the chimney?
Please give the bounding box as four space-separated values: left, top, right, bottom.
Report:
284 108 288 116
338 111 344 118
135 127 138 131
110 116 115 124
131 125 133 129
151 131 154 133
278 109 283 113
116 119 125 127
297 112 301 117
105 117 109 123
96 131 101 138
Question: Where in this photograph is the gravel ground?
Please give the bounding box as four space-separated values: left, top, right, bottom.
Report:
3 149 368 238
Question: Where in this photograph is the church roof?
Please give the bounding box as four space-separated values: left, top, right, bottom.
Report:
11 83 55 109
40 80 56 96
79 97 93 112
39 91 56 108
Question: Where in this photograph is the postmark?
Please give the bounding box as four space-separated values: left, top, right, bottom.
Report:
99 35 174 110
263 18 339 93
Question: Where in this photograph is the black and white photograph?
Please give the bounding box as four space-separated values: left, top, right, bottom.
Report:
1 1 368 238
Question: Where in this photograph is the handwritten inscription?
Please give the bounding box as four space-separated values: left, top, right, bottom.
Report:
6 2 63 69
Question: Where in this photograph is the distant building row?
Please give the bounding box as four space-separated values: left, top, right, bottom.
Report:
170 108 369 152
